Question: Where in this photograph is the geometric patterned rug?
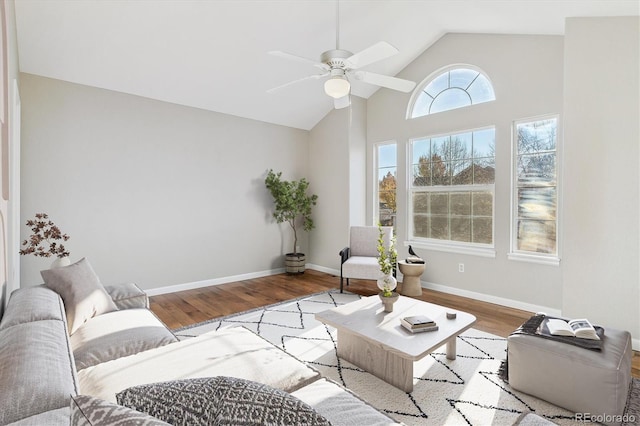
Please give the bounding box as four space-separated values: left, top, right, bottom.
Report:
174 290 638 426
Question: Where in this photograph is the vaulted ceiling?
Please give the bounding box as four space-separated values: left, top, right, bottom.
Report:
14 1 639 130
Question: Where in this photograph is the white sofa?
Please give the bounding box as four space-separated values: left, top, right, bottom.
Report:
0 278 399 425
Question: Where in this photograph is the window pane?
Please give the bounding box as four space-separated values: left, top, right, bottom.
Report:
517 153 556 185
413 193 429 214
472 217 493 244
410 67 495 118
432 161 450 185
451 217 471 242
467 74 496 104
473 158 495 184
451 192 471 215
411 92 432 118
412 139 430 163
452 160 472 185
413 214 429 238
472 192 493 216
378 144 397 168
377 143 397 228
409 126 495 247
425 72 449 97
431 88 471 114
430 193 448 215
473 128 495 158
517 119 557 153
451 132 472 161
513 117 559 256
517 220 556 254
430 216 449 239
450 68 478 89
518 187 556 220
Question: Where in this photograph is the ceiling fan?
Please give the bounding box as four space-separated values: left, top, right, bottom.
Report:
267 1 416 109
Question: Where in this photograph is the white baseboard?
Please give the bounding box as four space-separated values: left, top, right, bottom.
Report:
145 267 285 296
306 263 340 276
420 280 563 317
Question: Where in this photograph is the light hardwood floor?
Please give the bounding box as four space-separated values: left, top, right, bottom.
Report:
150 269 639 379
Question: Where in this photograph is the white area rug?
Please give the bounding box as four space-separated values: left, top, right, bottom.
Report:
174 290 637 426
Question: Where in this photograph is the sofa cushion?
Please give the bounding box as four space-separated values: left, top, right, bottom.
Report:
291 378 402 426
0 320 78 424
104 283 149 310
0 286 65 330
72 309 178 370
116 376 331 426
6 407 70 426
78 327 320 403
41 257 118 335
70 394 170 426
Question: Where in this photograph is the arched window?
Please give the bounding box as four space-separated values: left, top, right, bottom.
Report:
409 66 495 118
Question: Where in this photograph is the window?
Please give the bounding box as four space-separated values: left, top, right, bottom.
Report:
409 128 495 254
375 142 397 227
511 117 559 262
410 66 495 118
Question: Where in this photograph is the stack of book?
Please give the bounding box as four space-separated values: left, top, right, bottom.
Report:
401 315 438 333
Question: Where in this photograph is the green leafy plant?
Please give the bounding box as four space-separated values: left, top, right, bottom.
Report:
377 223 397 296
265 169 318 254
19 213 70 259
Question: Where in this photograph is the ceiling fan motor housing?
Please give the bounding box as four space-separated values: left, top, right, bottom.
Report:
321 49 354 70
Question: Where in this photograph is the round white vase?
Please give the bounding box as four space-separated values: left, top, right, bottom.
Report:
376 273 397 293
51 256 71 268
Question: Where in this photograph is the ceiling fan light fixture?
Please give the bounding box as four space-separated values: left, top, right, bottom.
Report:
324 75 350 99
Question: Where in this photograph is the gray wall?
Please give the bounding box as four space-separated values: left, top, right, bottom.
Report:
19 74 310 291
308 96 367 272
367 34 565 313
562 17 639 342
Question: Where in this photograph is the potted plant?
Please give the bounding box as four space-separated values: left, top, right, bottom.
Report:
377 223 398 312
265 169 318 274
19 213 71 268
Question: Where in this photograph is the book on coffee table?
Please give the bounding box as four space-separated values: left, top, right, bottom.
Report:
401 315 438 332
401 323 439 333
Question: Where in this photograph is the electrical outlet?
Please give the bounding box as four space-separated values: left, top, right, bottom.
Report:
458 263 464 273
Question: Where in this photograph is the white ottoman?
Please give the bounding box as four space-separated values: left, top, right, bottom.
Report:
507 327 632 426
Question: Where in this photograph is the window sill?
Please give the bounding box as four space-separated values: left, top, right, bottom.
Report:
508 252 560 266
404 240 496 258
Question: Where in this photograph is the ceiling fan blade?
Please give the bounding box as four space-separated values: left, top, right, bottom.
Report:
334 95 350 109
268 51 329 71
353 71 416 93
267 73 329 94
343 41 398 69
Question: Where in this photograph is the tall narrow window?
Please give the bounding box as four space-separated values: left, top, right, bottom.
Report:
511 116 559 262
409 66 495 119
409 128 495 254
376 143 397 227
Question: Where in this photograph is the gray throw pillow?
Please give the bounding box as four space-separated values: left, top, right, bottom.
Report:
116 376 332 426
70 394 170 426
41 257 118 335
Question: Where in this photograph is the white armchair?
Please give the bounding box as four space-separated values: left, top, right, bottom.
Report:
339 226 393 293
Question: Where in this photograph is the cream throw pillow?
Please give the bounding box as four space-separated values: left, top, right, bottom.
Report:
41 257 118 335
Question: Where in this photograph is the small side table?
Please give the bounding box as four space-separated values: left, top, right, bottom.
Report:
398 260 425 297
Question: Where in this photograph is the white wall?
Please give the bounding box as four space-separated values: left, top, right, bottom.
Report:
367 34 565 312
19 74 310 291
562 17 639 343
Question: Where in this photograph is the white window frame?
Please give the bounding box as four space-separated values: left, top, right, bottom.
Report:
508 114 561 265
406 127 497 258
374 141 397 227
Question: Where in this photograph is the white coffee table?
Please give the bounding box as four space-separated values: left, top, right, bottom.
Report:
315 295 476 392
